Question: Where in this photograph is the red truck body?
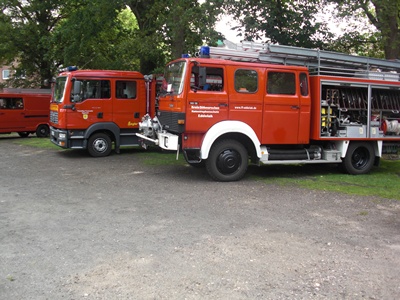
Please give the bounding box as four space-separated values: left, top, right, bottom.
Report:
0 88 51 137
49 69 158 156
137 42 400 181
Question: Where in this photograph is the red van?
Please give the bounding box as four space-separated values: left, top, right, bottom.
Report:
0 88 51 137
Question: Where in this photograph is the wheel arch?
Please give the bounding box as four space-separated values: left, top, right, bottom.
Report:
83 122 121 150
200 121 261 162
335 140 382 158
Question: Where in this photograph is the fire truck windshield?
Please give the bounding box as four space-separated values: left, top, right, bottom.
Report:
53 76 67 103
162 61 187 95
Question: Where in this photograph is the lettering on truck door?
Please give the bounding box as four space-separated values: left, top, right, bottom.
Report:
262 70 301 144
185 65 228 132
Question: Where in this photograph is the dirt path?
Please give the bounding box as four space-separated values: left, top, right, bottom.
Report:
1 139 399 299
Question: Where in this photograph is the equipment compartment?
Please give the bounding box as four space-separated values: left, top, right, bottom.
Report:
320 83 400 139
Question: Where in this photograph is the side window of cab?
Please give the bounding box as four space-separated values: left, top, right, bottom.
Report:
234 69 258 93
190 66 224 92
267 72 296 95
116 81 137 99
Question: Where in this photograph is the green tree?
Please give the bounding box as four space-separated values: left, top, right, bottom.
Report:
223 0 333 49
0 0 224 87
52 0 141 71
0 0 70 88
125 0 223 73
327 0 400 59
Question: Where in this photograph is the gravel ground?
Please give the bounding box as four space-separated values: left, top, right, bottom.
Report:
0 137 399 299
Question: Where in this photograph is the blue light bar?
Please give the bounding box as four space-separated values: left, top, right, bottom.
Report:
59 66 78 72
199 46 210 58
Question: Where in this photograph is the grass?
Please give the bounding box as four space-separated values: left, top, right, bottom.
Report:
7 136 400 200
135 149 186 166
12 136 61 150
252 159 400 200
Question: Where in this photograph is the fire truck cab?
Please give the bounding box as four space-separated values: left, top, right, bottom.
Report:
0 88 51 137
138 42 400 181
49 68 158 157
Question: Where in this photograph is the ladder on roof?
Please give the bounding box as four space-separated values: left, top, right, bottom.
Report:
208 40 400 80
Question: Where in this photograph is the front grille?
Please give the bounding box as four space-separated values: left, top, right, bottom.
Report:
50 111 58 124
157 110 185 134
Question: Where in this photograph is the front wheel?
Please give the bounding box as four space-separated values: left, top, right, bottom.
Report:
36 124 50 137
342 142 374 175
206 139 248 182
88 133 112 157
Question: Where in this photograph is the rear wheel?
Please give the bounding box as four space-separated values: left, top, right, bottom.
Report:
342 142 374 175
206 139 248 182
18 132 29 138
36 124 50 137
88 133 112 157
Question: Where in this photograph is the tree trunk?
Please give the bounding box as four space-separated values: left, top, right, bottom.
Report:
372 0 400 59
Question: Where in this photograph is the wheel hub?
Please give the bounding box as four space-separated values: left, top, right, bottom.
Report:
93 139 107 153
216 149 241 175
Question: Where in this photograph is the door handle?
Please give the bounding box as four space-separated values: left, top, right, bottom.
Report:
63 104 76 111
219 103 228 107
291 105 300 110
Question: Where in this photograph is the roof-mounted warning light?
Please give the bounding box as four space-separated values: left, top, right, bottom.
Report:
199 46 210 58
59 66 78 73
182 54 190 58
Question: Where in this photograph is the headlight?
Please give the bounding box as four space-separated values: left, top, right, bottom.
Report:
59 133 66 139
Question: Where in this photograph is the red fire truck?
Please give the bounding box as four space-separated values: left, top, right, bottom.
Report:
49 68 159 156
0 88 51 137
137 42 400 181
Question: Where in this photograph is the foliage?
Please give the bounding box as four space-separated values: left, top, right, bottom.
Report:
0 0 223 84
125 0 223 73
0 0 70 88
3 0 398 87
223 0 334 49
326 29 384 58
326 0 400 59
52 0 141 71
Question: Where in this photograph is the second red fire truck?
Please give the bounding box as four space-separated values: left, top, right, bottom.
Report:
49 68 159 156
137 41 400 181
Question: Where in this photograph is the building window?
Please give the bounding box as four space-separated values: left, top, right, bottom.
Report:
2 70 10 80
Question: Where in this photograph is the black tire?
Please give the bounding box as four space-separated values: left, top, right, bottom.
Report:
206 139 248 182
87 133 112 157
36 124 50 138
342 142 374 175
18 132 29 138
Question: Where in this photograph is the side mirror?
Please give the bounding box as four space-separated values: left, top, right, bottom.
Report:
72 80 82 102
